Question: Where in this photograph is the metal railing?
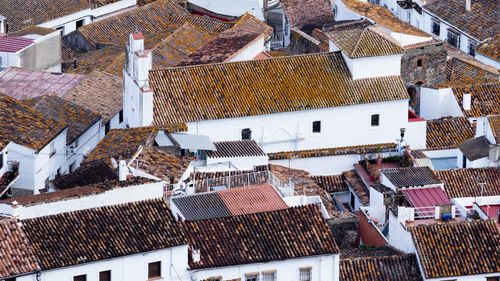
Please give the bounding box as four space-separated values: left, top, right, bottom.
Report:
414 206 436 219
193 170 273 193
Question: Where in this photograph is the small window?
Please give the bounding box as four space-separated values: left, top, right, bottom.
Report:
350 192 356 209
431 20 440 36
69 161 76 173
119 110 124 123
468 42 476 56
242 128 252 140
371 114 380 127
486 277 500 281
312 121 321 133
99 270 111 281
105 122 111 134
76 19 84 29
262 271 276 281
246 275 258 281
447 30 460 48
148 261 161 278
74 275 86 281
0 153 3 170
416 59 422 67
299 268 312 281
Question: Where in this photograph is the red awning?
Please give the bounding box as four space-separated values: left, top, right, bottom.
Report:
401 187 450 207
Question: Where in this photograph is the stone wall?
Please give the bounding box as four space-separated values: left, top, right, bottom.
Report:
328 217 359 248
401 42 447 86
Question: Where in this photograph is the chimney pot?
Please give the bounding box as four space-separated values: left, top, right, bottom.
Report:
465 0 471 11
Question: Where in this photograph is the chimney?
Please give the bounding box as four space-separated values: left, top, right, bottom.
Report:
0 15 5 34
119 160 127 181
465 0 471 11
192 249 201 263
463 93 471 110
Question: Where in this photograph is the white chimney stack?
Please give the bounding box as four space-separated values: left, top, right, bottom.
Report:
463 93 471 110
119 160 127 181
0 15 6 34
465 0 471 11
192 249 201 263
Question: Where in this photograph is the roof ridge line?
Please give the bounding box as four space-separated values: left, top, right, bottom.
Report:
350 28 369 57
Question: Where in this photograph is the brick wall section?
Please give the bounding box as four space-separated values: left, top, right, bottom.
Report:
401 43 447 86
358 210 388 247
287 29 322 55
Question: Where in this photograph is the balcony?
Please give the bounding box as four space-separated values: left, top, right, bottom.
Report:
0 161 20 198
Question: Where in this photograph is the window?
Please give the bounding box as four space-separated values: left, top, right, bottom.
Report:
371 114 380 127
486 277 500 281
76 19 84 29
312 121 321 133
0 153 3 170
431 20 440 36
350 192 356 209
119 110 124 123
73 275 86 281
69 161 76 173
105 122 111 134
416 59 422 67
148 261 161 278
447 30 460 48
299 267 312 281
99 270 111 281
468 42 476 56
262 271 276 281
246 274 258 281
55 168 61 179
241 128 252 140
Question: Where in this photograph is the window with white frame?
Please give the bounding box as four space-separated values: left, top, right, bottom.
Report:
245 273 259 281
431 20 440 36
262 270 277 281
447 30 460 48
300 267 312 281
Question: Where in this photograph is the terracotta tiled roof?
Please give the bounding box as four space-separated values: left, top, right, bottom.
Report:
269 143 397 160
63 71 123 124
488 115 500 143
382 167 441 188
150 52 408 125
436 167 500 198
52 159 117 190
218 185 288 216
0 219 40 278
177 30 263 66
22 198 186 270
341 0 430 37
182 205 338 269
75 0 232 47
312 174 349 193
207 140 266 158
0 0 88 32
24 95 101 145
435 57 499 88
340 254 423 281
0 92 66 150
409 220 500 279
270 164 357 219
281 0 335 29
84 127 158 166
3 177 156 206
0 67 85 100
426 117 475 149
340 245 403 259
410 149 427 159
477 35 500 61
458 135 490 161
231 12 273 40
324 20 405 58
343 169 369 205
7 25 57 37
311 28 330 52
452 83 500 118
424 0 499 41
129 147 192 182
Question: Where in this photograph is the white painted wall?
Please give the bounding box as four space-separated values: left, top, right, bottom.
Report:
406 119 426 149
369 186 385 207
186 100 412 153
334 0 366 21
388 210 415 253
65 119 102 174
226 35 265 62
0 50 22 69
270 154 361 175
191 254 339 281
0 146 7 177
206 155 268 171
475 53 500 69
16 245 190 281
341 52 403 79
188 0 265 20
419 87 463 120
99 111 126 139
7 129 67 193
4 181 164 219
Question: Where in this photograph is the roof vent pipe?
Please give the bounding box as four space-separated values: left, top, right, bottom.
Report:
465 0 471 11
463 93 471 110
